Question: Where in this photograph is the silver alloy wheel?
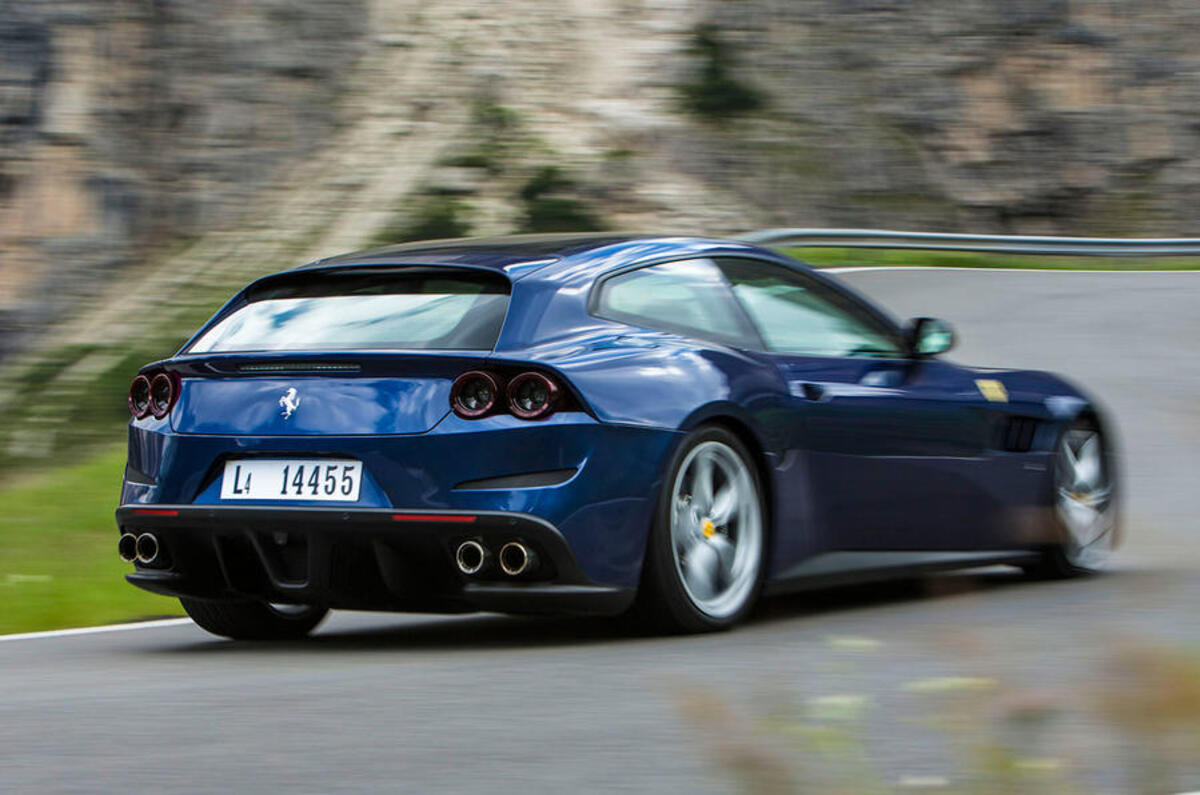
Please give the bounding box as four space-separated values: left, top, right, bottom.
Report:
1055 428 1114 569
670 440 763 619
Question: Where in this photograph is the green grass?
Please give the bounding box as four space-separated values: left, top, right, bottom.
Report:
0 446 183 635
785 247 1200 270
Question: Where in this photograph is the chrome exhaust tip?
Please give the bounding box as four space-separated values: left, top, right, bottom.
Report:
455 540 489 575
135 533 159 565
118 533 138 563
498 541 537 577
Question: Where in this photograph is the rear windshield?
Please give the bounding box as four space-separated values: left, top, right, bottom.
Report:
187 268 510 353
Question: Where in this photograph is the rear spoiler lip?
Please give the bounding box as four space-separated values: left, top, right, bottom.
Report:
140 349 494 378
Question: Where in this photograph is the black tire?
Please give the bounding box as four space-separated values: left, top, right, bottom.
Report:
181 598 328 640
634 425 767 633
1022 417 1116 580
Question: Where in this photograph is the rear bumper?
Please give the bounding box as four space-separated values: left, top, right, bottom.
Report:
123 415 680 588
116 505 635 616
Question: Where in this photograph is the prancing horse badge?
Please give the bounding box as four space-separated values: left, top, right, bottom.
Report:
279 387 301 419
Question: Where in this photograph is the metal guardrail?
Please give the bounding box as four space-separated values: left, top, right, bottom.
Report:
742 228 1200 257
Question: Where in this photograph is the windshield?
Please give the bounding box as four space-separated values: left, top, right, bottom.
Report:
187 269 510 353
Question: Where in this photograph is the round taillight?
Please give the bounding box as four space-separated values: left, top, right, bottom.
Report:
128 375 152 419
507 372 559 420
451 371 500 419
149 373 176 419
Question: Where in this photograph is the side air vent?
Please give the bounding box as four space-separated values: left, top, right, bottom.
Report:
997 416 1041 453
237 362 361 374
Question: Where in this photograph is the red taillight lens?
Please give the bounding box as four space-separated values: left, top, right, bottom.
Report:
128 375 152 419
149 373 177 419
450 371 501 418
507 372 559 420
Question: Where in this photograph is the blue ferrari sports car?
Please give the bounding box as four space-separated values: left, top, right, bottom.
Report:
117 234 1117 639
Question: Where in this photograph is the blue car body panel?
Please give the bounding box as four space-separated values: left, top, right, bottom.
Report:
119 233 1108 614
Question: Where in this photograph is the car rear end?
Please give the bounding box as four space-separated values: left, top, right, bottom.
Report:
117 264 673 617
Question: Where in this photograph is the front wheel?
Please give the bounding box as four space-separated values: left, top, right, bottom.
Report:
1025 419 1117 578
181 598 328 640
636 426 766 633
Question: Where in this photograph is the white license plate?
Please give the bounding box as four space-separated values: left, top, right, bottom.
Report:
220 459 363 502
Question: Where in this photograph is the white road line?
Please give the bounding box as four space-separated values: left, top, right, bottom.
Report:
0 618 192 643
822 265 1200 274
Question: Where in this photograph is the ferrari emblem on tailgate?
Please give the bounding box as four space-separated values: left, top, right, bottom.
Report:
975 379 1008 403
278 387 301 419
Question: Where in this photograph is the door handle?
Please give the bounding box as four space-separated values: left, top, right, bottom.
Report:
799 382 825 402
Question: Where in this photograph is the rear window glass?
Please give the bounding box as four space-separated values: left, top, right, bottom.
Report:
187 269 510 353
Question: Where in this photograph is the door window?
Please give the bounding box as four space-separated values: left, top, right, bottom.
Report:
720 259 904 358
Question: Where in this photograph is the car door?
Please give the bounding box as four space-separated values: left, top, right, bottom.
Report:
718 258 998 553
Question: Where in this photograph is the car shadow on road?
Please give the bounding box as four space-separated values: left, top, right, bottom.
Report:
145 565 1155 655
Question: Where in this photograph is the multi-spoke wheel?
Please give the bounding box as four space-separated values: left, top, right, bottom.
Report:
636 426 765 632
1026 419 1117 578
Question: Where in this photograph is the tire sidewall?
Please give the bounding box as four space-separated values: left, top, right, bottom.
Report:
181 597 328 640
642 425 767 632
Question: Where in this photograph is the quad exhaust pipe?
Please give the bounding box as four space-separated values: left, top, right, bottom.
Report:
498 541 537 577
135 533 159 564
119 533 160 565
118 533 138 563
454 539 538 577
454 540 489 575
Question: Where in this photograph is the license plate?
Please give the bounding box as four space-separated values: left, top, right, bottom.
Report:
220 459 363 502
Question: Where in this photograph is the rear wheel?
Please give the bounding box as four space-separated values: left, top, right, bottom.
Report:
181 598 328 640
636 426 766 633
1025 419 1116 578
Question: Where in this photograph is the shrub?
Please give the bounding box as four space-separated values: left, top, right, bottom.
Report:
516 166 605 233
370 196 471 245
679 24 765 119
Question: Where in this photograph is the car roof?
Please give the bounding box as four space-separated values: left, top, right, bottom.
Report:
298 233 773 279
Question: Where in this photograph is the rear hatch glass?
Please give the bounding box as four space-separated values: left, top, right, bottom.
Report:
187 268 510 354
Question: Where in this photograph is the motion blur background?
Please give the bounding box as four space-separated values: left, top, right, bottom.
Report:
2 2 1199 791
6 1 1200 363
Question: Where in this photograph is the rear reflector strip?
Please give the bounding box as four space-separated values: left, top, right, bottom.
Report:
238 362 361 374
391 513 477 523
132 509 179 517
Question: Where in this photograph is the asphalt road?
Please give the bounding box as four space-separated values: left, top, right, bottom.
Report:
2 269 1198 793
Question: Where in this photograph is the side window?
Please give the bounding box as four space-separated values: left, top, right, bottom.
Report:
594 259 760 347
720 259 904 358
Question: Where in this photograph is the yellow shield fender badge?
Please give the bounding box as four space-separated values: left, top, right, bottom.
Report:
975 379 1009 403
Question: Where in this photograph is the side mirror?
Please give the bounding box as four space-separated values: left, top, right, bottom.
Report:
907 317 955 357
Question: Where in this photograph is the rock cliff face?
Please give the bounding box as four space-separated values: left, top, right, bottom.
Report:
4 0 1200 467
2 0 1199 367
0 0 368 357
684 0 1200 235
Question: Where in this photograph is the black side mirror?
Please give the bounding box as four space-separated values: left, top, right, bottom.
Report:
907 317 956 357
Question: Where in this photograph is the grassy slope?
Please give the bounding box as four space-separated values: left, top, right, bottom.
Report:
0 446 183 634
789 247 1200 270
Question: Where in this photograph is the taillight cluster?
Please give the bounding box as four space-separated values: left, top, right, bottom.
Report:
450 370 563 420
128 372 179 420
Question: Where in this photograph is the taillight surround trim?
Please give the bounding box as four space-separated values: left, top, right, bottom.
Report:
450 370 503 419
450 368 574 421
148 372 180 420
128 375 152 419
506 371 560 420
